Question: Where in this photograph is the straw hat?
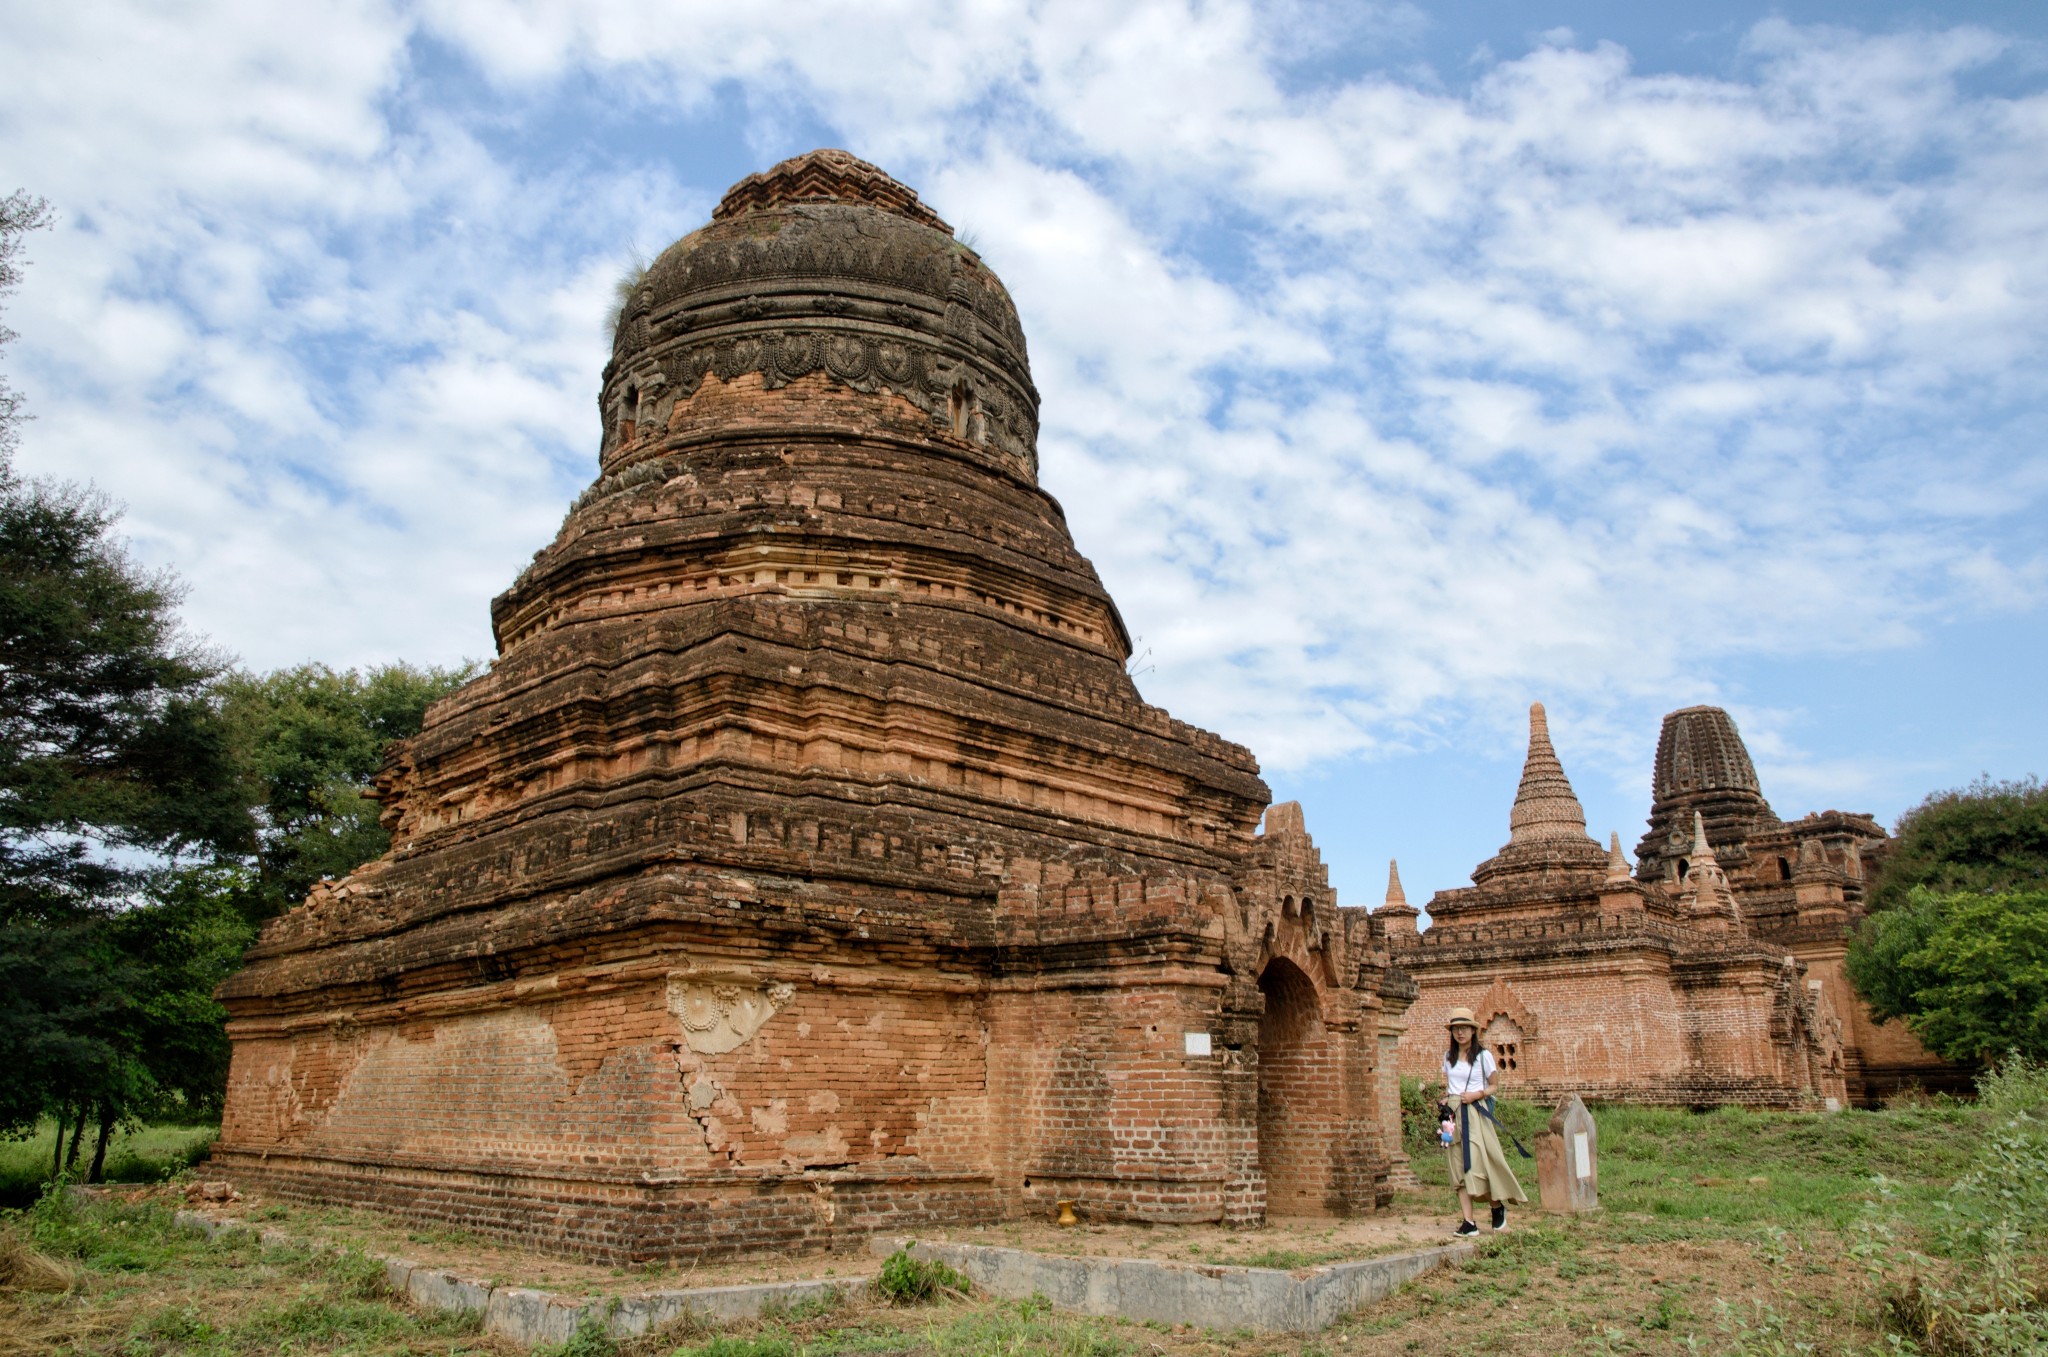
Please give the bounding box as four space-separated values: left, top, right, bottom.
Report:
1445 1007 1479 1031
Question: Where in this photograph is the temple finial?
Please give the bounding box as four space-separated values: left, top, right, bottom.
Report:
1682 812 1742 928
1376 856 1420 937
1606 831 1631 880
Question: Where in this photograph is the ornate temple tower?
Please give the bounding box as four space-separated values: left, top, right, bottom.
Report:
213 151 1407 1257
1636 706 1780 880
1386 700 1959 1107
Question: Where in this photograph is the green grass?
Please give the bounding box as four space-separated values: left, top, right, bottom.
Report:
1590 1102 1978 1231
0 1119 218 1207
1402 1093 1978 1235
1 1183 497 1355
652 1297 1139 1357
6 1089 2043 1357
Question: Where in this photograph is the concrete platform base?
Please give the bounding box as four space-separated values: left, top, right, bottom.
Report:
873 1234 1473 1333
173 1211 869 1346
173 1209 1468 1343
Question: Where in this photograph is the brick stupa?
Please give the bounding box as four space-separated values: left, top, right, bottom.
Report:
214 151 1413 1258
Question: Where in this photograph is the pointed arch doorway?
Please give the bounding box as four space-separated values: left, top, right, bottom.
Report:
1256 957 1340 1217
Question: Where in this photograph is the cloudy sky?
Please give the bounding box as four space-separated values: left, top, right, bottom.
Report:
4 0 2045 910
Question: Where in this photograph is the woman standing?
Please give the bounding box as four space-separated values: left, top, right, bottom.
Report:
1442 1007 1527 1235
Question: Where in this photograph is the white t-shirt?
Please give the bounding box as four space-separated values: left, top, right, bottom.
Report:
1443 1048 1496 1100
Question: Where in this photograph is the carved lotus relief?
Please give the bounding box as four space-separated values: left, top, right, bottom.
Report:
666 974 797 1054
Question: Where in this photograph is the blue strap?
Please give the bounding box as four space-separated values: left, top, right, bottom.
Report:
1457 1096 1534 1171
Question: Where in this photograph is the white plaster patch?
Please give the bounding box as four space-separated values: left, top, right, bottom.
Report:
783 1126 851 1164
666 975 795 1054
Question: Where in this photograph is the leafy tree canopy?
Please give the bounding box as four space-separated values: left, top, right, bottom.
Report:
217 661 471 921
0 187 261 1156
1847 886 2048 1065
0 470 252 1136
0 190 51 460
1869 775 2048 914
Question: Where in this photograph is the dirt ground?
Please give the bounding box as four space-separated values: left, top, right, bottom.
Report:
924 1201 1454 1267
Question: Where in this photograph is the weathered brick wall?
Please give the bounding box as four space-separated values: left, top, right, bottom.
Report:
1396 949 1686 1099
216 945 1004 1258
211 1153 1000 1260
1255 958 1344 1215
987 978 1251 1224
1789 945 1967 1100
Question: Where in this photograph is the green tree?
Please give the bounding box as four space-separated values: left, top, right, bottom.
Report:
0 184 463 1173
1847 887 2048 1064
0 471 254 1150
0 190 51 460
217 661 471 921
0 186 255 1174
1868 775 2048 913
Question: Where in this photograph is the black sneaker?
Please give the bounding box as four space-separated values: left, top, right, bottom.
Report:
1454 1220 1480 1237
1490 1202 1508 1231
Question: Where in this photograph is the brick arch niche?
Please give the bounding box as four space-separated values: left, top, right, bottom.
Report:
1256 956 1343 1216
1483 1013 1524 1074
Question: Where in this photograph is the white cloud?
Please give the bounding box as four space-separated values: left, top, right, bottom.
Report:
0 0 2042 806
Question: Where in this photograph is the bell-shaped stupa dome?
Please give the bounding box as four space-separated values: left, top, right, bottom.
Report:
605 149 1037 486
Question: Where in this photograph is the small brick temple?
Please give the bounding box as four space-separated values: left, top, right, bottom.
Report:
212 151 1415 1259
1385 703 1956 1108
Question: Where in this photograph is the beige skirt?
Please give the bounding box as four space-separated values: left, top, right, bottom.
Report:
1444 1102 1528 1203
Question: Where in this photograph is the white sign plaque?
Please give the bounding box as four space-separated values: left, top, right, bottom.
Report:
1572 1130 1591 1179
1184 1032 1213 1057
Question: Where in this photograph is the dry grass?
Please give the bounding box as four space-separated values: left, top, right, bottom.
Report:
0 1188 520 1357
0 1227 77 1294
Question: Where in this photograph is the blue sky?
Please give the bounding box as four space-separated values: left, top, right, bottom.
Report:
4 1 2045 913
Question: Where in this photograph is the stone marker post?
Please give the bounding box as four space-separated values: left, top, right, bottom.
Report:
1535 1093 1598 1213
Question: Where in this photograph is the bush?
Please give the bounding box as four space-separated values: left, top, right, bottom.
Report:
1852 1084 2048 1355
1977 1051 2048 1117
873 1246 971 1304
1847 888 2048 1063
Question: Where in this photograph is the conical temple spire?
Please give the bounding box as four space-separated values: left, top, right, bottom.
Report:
1682 812 1742 928
1376 856 1420 936
1508 703 1592 844
1606 831 1631 881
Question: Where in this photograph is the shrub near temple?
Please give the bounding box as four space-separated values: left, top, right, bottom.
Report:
1867 776 2048 914
1848 888 2048 1063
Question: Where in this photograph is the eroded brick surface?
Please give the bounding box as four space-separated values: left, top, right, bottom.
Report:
214 150 1411 1259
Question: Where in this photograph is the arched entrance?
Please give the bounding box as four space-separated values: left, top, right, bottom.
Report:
1256 957 1340 1216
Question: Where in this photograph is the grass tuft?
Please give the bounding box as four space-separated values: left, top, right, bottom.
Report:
536 1311 621 1356
872 1246 971 1304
